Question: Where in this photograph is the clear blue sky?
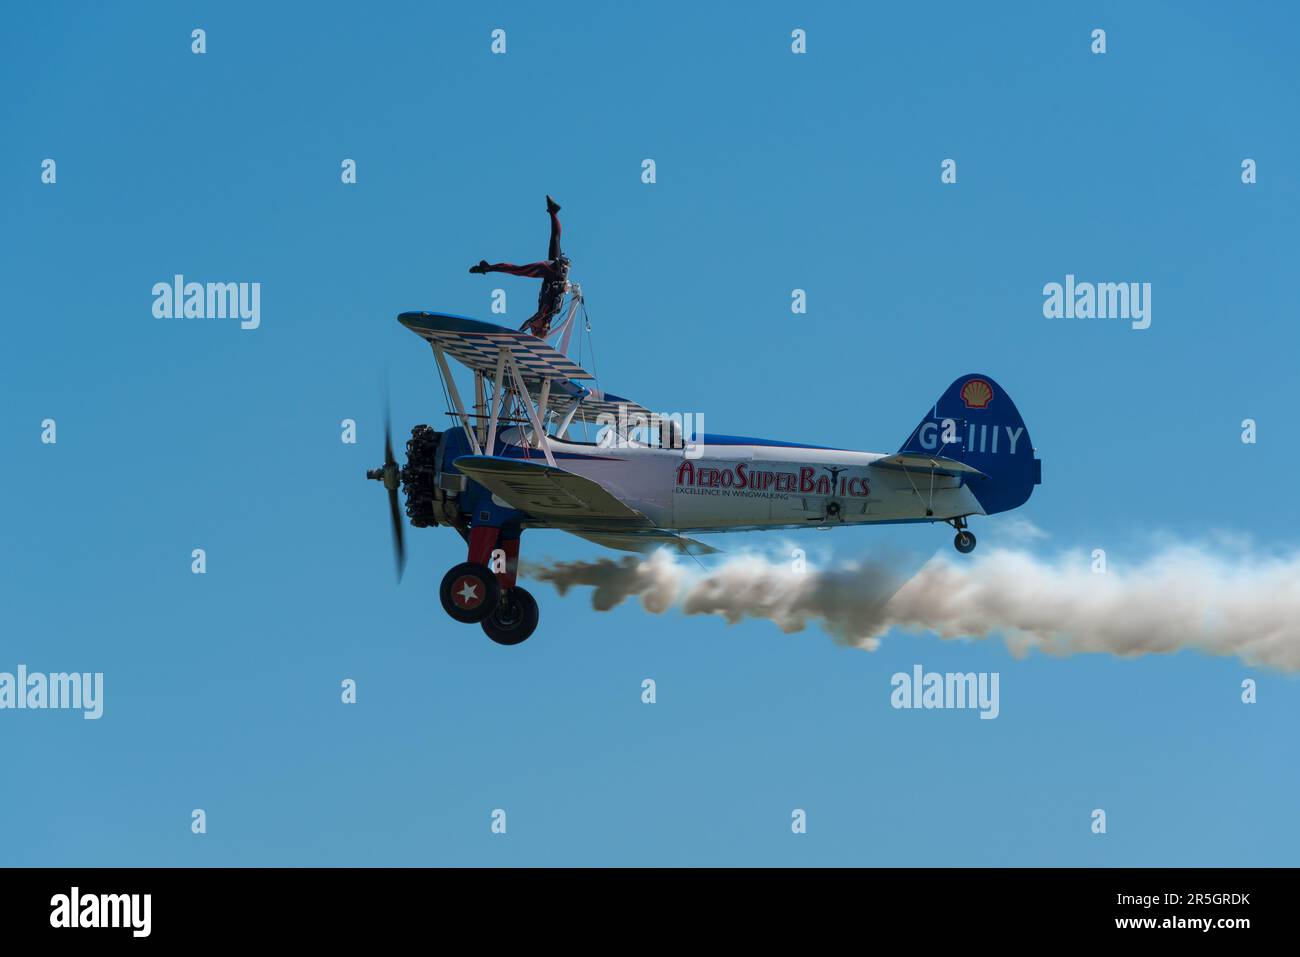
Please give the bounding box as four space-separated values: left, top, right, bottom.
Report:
2 1 1298 866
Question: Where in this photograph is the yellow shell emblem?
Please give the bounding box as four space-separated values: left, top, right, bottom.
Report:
960 379 993 409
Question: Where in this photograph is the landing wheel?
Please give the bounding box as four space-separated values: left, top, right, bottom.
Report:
954 530 977 554
439 562 500 623
481 587 539 645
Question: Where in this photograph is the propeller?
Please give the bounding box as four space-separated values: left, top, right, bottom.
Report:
366 406 406 581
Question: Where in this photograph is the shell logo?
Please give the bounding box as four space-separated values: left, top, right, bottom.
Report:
960 378 994 409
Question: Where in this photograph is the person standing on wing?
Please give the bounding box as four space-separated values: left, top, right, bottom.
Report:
469 195 570 338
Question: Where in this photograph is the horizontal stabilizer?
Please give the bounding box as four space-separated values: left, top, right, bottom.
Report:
870 453 988 479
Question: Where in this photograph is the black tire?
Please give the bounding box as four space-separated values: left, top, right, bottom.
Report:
481 587 539 645
439 562 500 623
954 530 977 554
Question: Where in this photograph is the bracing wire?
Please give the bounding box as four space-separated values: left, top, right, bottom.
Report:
581 299 600 391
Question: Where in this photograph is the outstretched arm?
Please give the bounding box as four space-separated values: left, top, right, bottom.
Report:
471 260 551 278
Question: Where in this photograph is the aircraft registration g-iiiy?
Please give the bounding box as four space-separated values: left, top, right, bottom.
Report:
366 287 1041 645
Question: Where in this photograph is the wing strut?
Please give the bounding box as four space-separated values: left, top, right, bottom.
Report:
501 348 557 467
432 344 482 455
554 397 581 438
485 346 507 453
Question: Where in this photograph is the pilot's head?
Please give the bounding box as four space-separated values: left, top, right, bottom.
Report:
555 254 571 276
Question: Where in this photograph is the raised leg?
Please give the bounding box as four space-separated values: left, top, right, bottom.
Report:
547 207 562 260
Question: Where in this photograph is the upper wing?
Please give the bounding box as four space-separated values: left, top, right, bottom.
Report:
399 312 594 381
453 456 719 555
399 311 653 424
869 452 988 479
533 379 654 426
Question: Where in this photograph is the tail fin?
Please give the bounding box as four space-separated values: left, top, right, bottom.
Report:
898 373 1042 515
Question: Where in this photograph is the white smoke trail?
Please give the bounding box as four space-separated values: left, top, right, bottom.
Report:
525 545 1300 671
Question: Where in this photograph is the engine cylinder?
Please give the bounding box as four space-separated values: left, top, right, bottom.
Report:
401 425 441 527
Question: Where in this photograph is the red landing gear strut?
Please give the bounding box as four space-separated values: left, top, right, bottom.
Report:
438 526 540 644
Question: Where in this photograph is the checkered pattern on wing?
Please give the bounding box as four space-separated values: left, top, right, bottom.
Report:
566 398 653 422
421 329 593 381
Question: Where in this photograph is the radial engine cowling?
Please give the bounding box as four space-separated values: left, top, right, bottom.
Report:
401 425 442 527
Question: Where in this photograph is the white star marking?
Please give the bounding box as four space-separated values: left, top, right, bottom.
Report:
457 581 480 604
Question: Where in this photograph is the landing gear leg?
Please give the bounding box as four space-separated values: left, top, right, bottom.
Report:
439 526 540 643
480 527 539 645
948 517 977 555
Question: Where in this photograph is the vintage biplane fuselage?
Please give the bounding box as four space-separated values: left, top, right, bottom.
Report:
368 300 1041 645
434 427 989 536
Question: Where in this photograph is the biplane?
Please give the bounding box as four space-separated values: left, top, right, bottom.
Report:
367 285 1041 645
